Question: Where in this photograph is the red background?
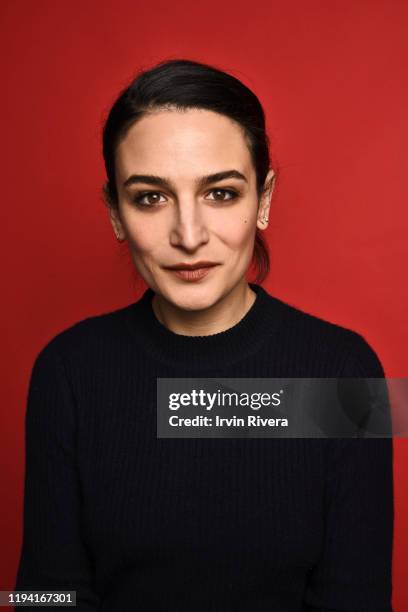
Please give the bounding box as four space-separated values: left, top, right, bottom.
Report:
1 0 407 607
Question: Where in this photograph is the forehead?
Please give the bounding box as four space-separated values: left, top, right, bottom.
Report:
115 108 253 179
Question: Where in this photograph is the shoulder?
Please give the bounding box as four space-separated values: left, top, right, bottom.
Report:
31 302 135 371
264 291 385 377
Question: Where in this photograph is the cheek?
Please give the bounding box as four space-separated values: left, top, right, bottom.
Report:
125 219 165 257
215 212 257 251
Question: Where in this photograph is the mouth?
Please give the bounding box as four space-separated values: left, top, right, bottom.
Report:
164 263 220 282
165 261 219 271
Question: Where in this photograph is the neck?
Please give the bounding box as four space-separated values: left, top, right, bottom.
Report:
151 279 257 337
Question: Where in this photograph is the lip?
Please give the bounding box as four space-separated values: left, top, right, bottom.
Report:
166 265 219 282
165 261 219 271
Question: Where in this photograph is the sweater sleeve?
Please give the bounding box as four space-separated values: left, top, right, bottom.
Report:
302 333 394 612
14 340 100 610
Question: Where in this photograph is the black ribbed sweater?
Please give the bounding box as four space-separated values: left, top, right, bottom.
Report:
15 283 394 611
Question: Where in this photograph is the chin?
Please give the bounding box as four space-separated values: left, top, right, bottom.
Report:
162 281 222 312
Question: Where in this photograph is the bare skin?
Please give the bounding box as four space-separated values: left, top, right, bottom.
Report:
108 107 275 337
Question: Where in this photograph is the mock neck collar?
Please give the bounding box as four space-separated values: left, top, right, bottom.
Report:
124 283 284 370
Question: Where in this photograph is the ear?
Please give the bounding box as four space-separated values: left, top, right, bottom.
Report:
256 169 276 231
107 203 126 242
102 181 126 242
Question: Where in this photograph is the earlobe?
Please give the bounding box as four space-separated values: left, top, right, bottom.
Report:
256 214 269 230
114 230 125 242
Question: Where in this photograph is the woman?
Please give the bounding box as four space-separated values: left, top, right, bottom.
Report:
15 59 393 611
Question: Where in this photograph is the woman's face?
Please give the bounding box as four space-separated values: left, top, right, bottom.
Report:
109 108 274 311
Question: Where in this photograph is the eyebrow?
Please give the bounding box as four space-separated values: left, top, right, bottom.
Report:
123 169 248 191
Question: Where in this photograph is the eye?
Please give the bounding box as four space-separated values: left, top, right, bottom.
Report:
205 188 239 202
132 191 167 207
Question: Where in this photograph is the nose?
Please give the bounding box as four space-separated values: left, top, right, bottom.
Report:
169 198 210 252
